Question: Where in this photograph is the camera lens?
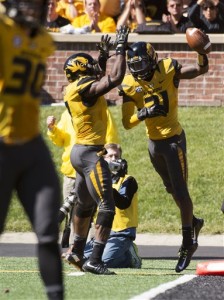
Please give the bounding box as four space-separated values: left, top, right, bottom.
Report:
58 194 76 223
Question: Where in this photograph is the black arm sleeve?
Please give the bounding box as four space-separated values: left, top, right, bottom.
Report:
113 176 138 210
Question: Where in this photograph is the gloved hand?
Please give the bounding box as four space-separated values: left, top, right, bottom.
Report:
96 34 113 59
114 25 130 55
137 105 167 121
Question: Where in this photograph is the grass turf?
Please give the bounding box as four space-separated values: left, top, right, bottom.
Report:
0 257 199 300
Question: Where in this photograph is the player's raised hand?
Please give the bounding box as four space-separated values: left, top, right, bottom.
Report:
114 25 130 55
96 34 113 59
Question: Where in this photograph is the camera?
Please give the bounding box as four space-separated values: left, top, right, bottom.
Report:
108 159 128 176
58 191 77 224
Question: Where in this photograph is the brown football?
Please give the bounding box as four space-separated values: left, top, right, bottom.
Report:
186 28 211 54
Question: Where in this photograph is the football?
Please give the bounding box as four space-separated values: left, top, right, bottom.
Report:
186 28 211 54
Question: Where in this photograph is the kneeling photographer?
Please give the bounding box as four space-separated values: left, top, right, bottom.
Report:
84 143 141 268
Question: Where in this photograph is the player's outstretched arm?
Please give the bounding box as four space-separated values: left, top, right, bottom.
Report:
176 53 209 80
86 26 129 98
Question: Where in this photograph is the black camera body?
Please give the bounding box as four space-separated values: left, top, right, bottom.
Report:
108 158 128 177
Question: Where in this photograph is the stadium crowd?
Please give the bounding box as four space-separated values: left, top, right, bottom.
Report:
43 0 224 33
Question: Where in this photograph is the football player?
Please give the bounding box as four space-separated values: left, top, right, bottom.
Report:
0 1 64 299
62 26 129 275
119 41 208 273
84 143 141 269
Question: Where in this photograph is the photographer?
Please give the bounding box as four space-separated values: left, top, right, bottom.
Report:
84 143 141 268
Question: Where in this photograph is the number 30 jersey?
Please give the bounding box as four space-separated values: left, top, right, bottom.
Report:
0 14 55 144
120 58 183 140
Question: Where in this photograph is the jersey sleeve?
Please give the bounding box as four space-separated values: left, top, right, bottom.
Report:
113 176 138 209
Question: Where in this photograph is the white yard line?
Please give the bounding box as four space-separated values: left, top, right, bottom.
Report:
129 275 197 300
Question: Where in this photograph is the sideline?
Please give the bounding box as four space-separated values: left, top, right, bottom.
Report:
129 275 196 300
0 232 223 246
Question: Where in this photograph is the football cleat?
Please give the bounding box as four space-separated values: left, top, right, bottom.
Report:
82 260 116 275
175 241 198 273
193 218 204 241
63 252 86 271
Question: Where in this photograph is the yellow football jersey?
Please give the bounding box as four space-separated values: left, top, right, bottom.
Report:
0 14 55 144
120 58 183 140
64 76 108 145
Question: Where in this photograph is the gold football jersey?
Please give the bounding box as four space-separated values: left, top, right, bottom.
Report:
120 58 183 140
64 76 108 145
0 14 55 144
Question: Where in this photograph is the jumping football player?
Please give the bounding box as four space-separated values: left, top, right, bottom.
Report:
119 41 208 273
62 26 129 275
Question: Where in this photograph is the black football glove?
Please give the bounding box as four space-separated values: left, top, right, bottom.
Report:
114 25 130 55
96 34 113 59
137 105 167 121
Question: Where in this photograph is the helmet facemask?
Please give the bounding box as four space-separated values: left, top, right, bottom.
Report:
128 56 157 81
127 42 158 81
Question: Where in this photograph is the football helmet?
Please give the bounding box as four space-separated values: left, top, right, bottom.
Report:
5 0 48 27
64 53 103 82
127 42 158 81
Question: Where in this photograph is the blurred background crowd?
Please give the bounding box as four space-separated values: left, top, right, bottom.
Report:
42 0 224 34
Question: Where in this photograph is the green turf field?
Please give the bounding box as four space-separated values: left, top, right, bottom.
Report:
5 105 224 234
0 257 200 300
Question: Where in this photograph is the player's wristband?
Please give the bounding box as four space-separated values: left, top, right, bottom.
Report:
197 53 208 67
116 44 126 56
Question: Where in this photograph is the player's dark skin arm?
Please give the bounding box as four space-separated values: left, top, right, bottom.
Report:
82 26 129 100
83 54 127 100
175 54 209 80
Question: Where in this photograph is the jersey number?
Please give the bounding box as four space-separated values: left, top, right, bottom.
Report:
4 57 45 98
145 91 169 113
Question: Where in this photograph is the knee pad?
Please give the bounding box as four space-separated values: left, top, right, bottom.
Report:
95 210 114 228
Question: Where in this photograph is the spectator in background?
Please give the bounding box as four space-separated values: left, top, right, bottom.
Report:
56 0 83 22
99 0 122 19
84 143 141 269
142 0 168 20
162 0 193 32
117 0 149 32
47 110 76 200
71 0 116 33
188 0 224 33
45 0 71 32
183 0 196 16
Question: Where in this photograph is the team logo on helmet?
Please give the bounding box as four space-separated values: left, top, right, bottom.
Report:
64 53 102 82
65 56 89 74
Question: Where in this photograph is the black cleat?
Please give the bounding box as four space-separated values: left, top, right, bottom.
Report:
63 252 86 271
175 241 198 273
193 218 204 241
82 260 116 275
